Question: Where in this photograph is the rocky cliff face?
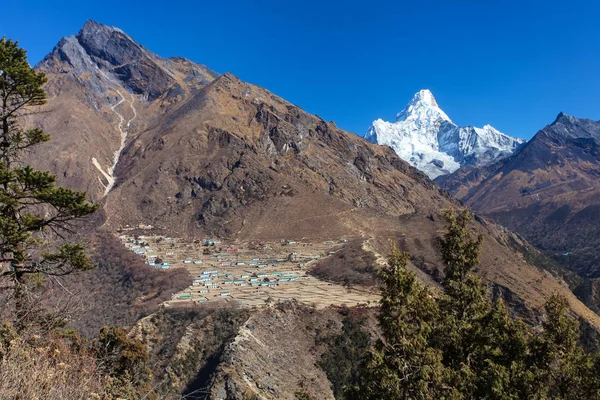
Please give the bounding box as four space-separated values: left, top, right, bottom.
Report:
30 20 218 201
365 90 524 178
105 71 452 238
39 20 217 103
439 113 600 277
130 303 356 400
208 303 343 400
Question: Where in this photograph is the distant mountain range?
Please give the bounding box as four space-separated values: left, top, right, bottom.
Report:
366 88 600 280
439 113 600 278
365 90 524 179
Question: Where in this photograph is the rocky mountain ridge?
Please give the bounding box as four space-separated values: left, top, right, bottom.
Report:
39 20 217 103
31 20 218 201
439 113 600 277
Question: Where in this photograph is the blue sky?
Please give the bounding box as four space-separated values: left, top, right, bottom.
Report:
2 0 599 139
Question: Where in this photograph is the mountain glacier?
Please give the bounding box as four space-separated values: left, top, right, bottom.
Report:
365 90 525 179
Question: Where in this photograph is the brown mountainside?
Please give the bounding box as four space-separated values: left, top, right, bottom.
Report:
26 21 600 329
107 71 449 238
31 20 217 202
439 113 600 278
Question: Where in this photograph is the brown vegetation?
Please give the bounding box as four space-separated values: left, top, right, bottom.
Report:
0 326 105 399
310 239 380 287
42 232 191 337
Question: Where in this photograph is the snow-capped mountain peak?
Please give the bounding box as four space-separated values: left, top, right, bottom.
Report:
365 90 524 179
396 89 452 124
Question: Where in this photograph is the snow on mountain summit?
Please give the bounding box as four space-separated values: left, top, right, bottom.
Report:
395 89 450 123
365 90 524 179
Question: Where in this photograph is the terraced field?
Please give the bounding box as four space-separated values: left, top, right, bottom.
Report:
118 234 379 308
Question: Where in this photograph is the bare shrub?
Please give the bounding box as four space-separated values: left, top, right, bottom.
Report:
0 326 106 399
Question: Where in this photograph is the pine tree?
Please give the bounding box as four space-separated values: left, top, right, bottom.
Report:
434 209 490 393
469 298 531 399
0 38 98 328
353 246 446 399
358 208 600 398
434 209 540 397
438 209 488 321
528 294 598 399
319 316 370 398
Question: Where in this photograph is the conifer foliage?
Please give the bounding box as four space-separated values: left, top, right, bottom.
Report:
0 39 160 399
0 38 98 326
354 248 445 399
356 209 600 399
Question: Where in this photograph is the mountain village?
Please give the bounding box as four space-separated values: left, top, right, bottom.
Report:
119 231 379 308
